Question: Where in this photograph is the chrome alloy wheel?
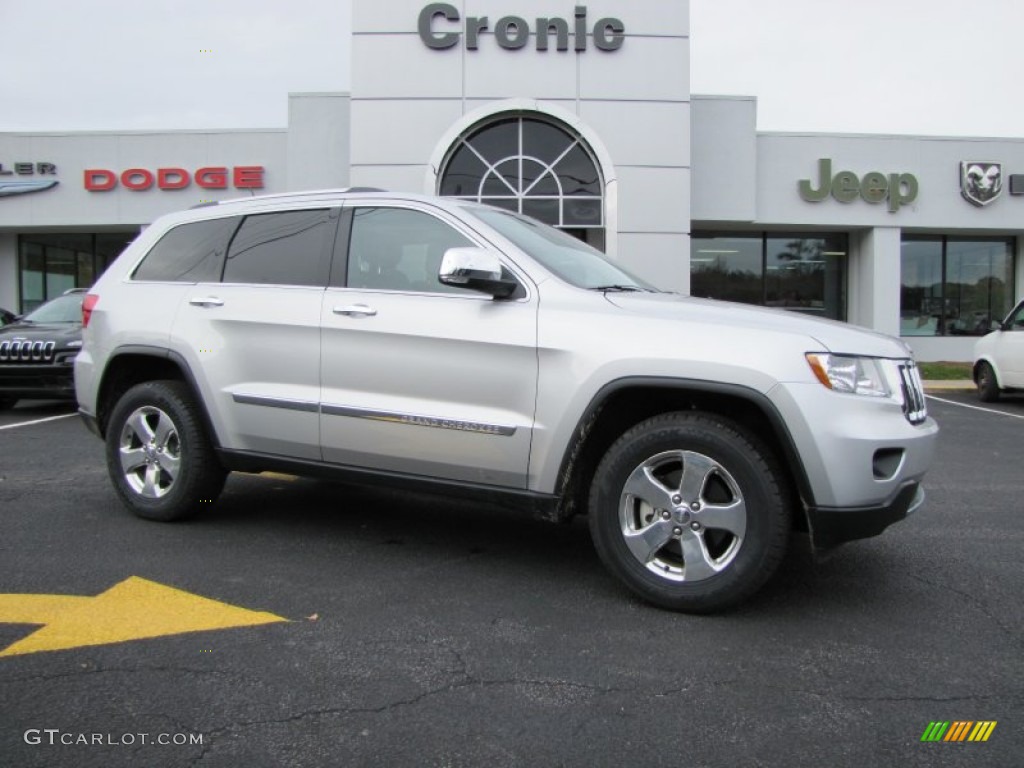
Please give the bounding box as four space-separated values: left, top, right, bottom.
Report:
619 449 747 583
118 406 182 498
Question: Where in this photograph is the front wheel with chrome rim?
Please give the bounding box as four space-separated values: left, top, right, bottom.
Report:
588 412 791 613
105 380 226 521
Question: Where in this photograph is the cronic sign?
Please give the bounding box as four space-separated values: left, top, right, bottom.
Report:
418 4 625 52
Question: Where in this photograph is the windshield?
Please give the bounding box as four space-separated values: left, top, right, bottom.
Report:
470 206 655 291
22 293 84 324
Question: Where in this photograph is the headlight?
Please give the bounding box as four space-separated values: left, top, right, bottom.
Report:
805 353 891 397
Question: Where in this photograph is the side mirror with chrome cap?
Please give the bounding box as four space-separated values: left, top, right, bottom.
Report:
438 247 519 299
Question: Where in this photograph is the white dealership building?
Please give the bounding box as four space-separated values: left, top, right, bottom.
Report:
1 0 1022 361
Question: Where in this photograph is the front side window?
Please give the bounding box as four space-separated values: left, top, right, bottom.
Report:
900 236 1014 336
1006 301 1024 330
346 207 474 294
691 233 848 320
223 210 332 286
133 218 238 283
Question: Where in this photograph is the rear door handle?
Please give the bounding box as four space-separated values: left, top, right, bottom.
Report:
333 304 377 317
189 297 224 308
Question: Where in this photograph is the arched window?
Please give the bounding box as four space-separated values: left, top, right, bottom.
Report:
438 114 605 248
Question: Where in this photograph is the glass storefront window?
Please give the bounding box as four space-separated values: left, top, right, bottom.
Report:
20 242 45 311
900 236 1014 336
17 232 135 313
692 232 848 320
690 234 763 306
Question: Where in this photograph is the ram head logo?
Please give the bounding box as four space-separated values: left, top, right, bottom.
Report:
960 162 1002 207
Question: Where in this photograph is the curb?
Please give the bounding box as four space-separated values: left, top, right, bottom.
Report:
923 380 975 394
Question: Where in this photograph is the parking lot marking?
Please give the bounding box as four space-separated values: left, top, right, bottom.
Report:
0 413 77 431
926 395 1024 420
0 576 287 657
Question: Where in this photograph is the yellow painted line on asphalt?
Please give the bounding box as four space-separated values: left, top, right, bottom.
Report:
926 395 1024 420
0 413 77 431
0 576 287 657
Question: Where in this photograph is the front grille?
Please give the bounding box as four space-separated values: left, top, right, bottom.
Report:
898 362 927 424
0 339 57 363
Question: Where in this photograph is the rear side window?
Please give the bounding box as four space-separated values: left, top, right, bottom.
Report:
222 209 333 287
132 217 238 282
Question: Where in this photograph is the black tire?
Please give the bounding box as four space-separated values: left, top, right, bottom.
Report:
976 361 1000 403
105 380 226 521
588 412 791 613
0 398 16 411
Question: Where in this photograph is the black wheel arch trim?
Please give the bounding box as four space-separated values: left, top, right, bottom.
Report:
556 376 818 509
97 344 222 449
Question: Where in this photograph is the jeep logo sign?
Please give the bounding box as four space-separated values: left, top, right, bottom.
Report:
799 158 918 212
418 4 625 52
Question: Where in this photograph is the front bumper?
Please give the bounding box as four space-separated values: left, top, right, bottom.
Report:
806 481 924 549
0 364 76 400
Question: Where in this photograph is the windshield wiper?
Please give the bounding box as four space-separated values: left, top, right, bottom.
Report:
591 284 653 293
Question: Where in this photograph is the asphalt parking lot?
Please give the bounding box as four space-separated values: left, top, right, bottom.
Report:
0 394 1021 767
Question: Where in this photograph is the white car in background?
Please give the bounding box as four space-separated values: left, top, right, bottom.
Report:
974 299 1024 402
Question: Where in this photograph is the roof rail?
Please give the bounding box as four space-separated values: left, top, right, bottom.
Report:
204 187 392 207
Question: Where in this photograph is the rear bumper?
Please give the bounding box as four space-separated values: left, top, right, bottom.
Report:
807 481 924 550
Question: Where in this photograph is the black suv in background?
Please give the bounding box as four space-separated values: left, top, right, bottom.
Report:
0 289 86 410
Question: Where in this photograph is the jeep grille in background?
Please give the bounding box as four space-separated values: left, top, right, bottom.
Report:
0 339 57 363
898 362 927 425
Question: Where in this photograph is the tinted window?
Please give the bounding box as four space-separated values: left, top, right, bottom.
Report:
223 209 332 286
347 208 473 293
133 218 237 282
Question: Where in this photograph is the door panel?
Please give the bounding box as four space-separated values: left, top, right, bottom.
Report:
171 284 325 459
319 289 537 487
167 207 335 458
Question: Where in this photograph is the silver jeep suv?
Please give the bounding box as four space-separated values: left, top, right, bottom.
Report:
76 190 937 612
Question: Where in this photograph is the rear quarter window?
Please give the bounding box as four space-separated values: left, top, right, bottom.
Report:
132 217 239 282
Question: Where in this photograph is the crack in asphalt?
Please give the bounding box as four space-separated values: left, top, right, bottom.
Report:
903 571 1023 646
188 674 635 765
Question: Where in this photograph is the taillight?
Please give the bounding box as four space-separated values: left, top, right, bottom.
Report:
82 293 99 328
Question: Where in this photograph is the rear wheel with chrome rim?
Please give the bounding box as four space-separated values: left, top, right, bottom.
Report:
588 412 791 613
105 380 226 521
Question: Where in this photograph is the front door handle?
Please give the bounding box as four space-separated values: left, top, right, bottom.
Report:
189 297 224 307
333 304 377 317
